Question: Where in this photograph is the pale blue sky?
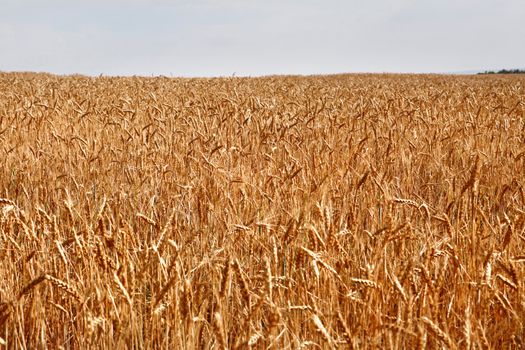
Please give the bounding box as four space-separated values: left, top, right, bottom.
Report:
1 0 524 76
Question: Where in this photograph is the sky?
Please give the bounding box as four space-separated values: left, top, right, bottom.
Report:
0 0 524 77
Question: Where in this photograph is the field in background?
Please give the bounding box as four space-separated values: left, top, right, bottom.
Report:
0 72 524 349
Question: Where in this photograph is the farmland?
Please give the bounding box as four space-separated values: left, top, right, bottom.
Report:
0 72 524 348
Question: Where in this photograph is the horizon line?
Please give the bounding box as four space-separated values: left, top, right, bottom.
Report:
1 69 496 79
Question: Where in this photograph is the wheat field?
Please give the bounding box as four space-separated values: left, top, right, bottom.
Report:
0 72 524 349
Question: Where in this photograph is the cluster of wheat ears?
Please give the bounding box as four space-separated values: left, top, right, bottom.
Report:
0 72 524 348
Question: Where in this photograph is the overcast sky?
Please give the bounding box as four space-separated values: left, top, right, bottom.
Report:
1 0 524 76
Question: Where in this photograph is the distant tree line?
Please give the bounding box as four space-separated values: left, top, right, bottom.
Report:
479 69 525 75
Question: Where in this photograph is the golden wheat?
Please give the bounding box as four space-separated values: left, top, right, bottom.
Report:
0 72 524 348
